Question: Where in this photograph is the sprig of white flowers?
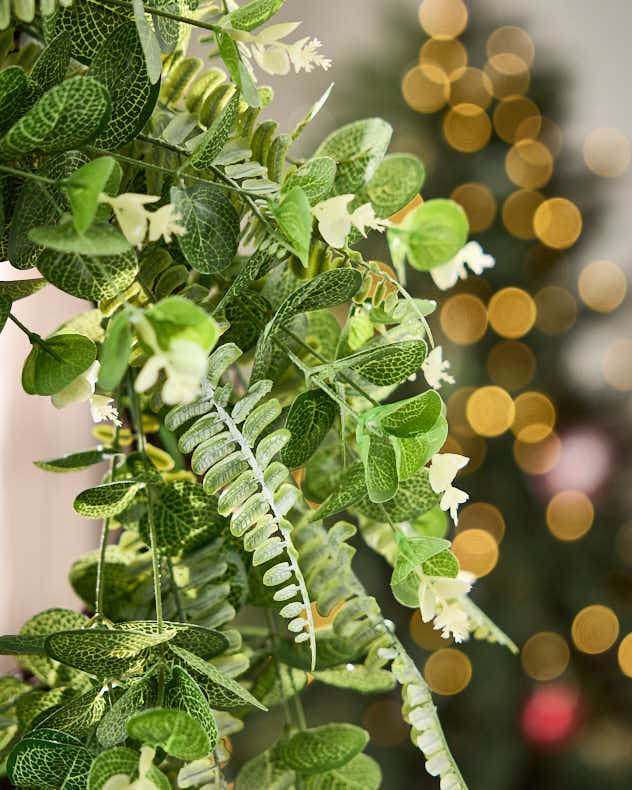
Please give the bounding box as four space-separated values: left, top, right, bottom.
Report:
99 193 185 250
51 360 121 427
430 241 495 290
312 195 391 248
428 453 469 525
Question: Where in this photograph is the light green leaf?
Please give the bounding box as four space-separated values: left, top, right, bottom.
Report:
88 746 139 790
98 307 133 392
282 156 337 206
0 76 111 158
191 90 240 170
171 183 240 274
29 218 131 255
88 21 161 149
216 29 260 107
144 295 220 351
7 732 92 790
356 467 440 523
34 447 116 473
270 186 312 267
314 118 392 195
422 548 459 578
371 390 443 438
291 83 334 142
165 666 217 751
37 247 139 301
21 332 96 396
359 431 398 503
127 707 212 760
314 664 395 694
392 535 451 585
29 31 72 95
236 749 295 790
132 0 163 84
307 462 366 522
229 0 283 31
394 416 448 481
0 277 48 300
280 723 369 775
280 389 337 469
302 753 382 790
63 157 118 234
343 340 426 386
0 65 28 136
355 153 425 219
412 506 449 538
74 481 142 519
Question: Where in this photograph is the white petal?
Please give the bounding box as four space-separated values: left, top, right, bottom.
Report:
134 354 166 393
252 44 290 75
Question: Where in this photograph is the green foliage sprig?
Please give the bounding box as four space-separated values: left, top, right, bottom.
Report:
0 1 513 787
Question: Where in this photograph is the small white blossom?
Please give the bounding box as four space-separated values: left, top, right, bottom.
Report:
434 603 470 643
147 204 186 244
312 196 390 249
51 360 121 427
430 241 495 290
89 394 122 427
428 453 469 524
422 346 455 390
350 202 391 235
231 21 331 77
135 338 209 405
99 193 185 249
286 37 332 73
418 573 474 623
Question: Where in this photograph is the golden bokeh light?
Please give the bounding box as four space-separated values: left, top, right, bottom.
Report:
424 648 472 695
485 54 530 99
603 339 632 390
534 286 577 335
440 434 464 456
533 198 582 249
466 386 515 437
418 0 468 39
538 117 564 158
451 182 497 233
505 140 553 189
447 386 476 437
493 96 541 143
583 128 631 178
362 700 409 747
572 605 619 655
443 104 492 152
488 287 537 339
513 432 562 476
487 340 536 390
410 610 453 650
546 490 594 541
455 502 506 544
511 391 555 442
617 634 632 677
449 67 493 109
452 529 499 577
402 64 450 113
420 37 468 80
486 26 535 68
578 260 627 313
440 293 488 345
502 189 544 240
454 434 487 476
521 632 570 681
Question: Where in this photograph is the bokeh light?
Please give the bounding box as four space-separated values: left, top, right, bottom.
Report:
617 634 632 677
521 632 570 681
488 287 537 338
452 529 499 577
410 610 453 650
538 117 564 158
487 340 536 390
502 189 544 240
505 140 553 189
451 182 497 232
447 386 476 437
533 198 582 249
493 96 541 143
449 67 493 109
511 391 555 442
546 490 594 541
466 386 515 437
513 432 562 476
455 502 506 544
485 54 530 99
578 260 627 313
486 26 535 68
454 434 487 475
362 700 409 747
440 293 488 345
424 648 472 695
541 427 613 498
534 286 577 335
418 0 468 39
571 605 619 654
583 128 631 178
443 104 492 152
402 63 450 113
603 339 632 390
419 37 467 80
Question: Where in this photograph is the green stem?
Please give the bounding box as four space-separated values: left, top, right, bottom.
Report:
0 164 58 185
264 607 295 734
288 669 307 731
8 313 63 361
166 557 186 623
88 0 223 33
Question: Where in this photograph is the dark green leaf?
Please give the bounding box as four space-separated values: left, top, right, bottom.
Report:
307 462 366 522
343 340 426 386
98 307 133 392
34 447 116 474
0 277 48 300
96 670 161 748
63 157 118 234
37 247 139 301
37 687 108 738
280 724 369 775
74 481 142 519
0 65 28 137
22 333 96 397
0 634 48 655
270 186 312 267
164 666 217 751
30 32 72 95
88 746 139 790
132 0 163 84
392 535 451 585
191 90 240 170
7 733 92 790
216 29 260 107
281 389 337 469
117 621 229 660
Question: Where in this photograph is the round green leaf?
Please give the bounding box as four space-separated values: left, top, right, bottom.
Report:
392 198 469 271
22 333 96 396
280 723 369 775
29 220 131 255
37 246 139 301
126 707 211 760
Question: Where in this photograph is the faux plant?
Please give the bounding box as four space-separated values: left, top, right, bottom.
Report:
0 1 516 788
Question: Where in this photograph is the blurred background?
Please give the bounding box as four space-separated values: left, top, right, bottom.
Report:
2 0 632 787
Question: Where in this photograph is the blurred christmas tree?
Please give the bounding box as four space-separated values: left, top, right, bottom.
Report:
285 1 632 787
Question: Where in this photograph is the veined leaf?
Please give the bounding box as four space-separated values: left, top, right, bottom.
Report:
342 340 426 386
118 621 229 660
282 156 337 206
229 0 284 31
29 219 131 256
236 749 295 790
132 0 162 85
0 634 48 655
96 670 161 748
280 723 369 775
314 664 395 694
34 447 116 473
307 462 366 522
37 247 139 301
29 31 72 95
359 431 398 504
21 333 97 397
281 389 337 469
74 481 142 519
171 183 240 274
0 277 48 300
422 548 459 578
7 732 92 790
371 390 443 438
291 83 334 142
37 687 108 738
63 156 118 234
270 186 312 267
356 467 440 523
302 753 382 790
88 746 140 790
126 707 212 760
0 76 111 158
98 307 133 392
354 153 425 219
393 416 448 481
392 535 451 585
216 28 260 107
164 666 217 751
190 90 240 170
0 65 28 136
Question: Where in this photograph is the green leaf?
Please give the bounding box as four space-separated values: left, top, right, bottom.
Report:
7 733 92 790
22 333 96 396
88 21 161 149
270 186 312 267
282 157 337 206
251 659 307 708
0 634 48 655
132 0 163 84
96 671 161 748
164 666 217 751
280 724 369 775
355 153 425 219
280 389 337 469
216 28 260 107
30 32 72 95
0 277 48 300
314 118 392 194
314 664 395 694
229 0 283 31
308 462 366 521
356 467 440 523
191 90 240 170
118 622 228 660
236 749 296 790
88 746 139 790
171 183 240 274
392 535 451 585
371 390 443 438
63 157 118 234
45 628 175 678
169 645 267 711
98 307 133 392
302 754 382 790
34 447 116 473
393 416 448 481
0 76 111 158
278 630 363 671
144 295 220 351
0 65 28 136
422 548 459 578
359 431 398 503
412 506 449 538
37 247 139 301
126 707 211 760
0 293 10 335
343 339 426 386
291 83 334 142
29 218 131 255
37 687 108 738
74 481 142 519
389 198 469 271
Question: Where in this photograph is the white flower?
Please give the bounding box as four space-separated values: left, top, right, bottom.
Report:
231 22 331 76
430 241 495 290
286 37 332 73
421 346 455 390
428 453 469 524
312 196 390 249
418 573 474 623
135 338 209 405
51 360 121 427
252 43 290 75
99 193 159 249
434 603 470 643
147 204 186 244
350 202 391 236
90 394 122 427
